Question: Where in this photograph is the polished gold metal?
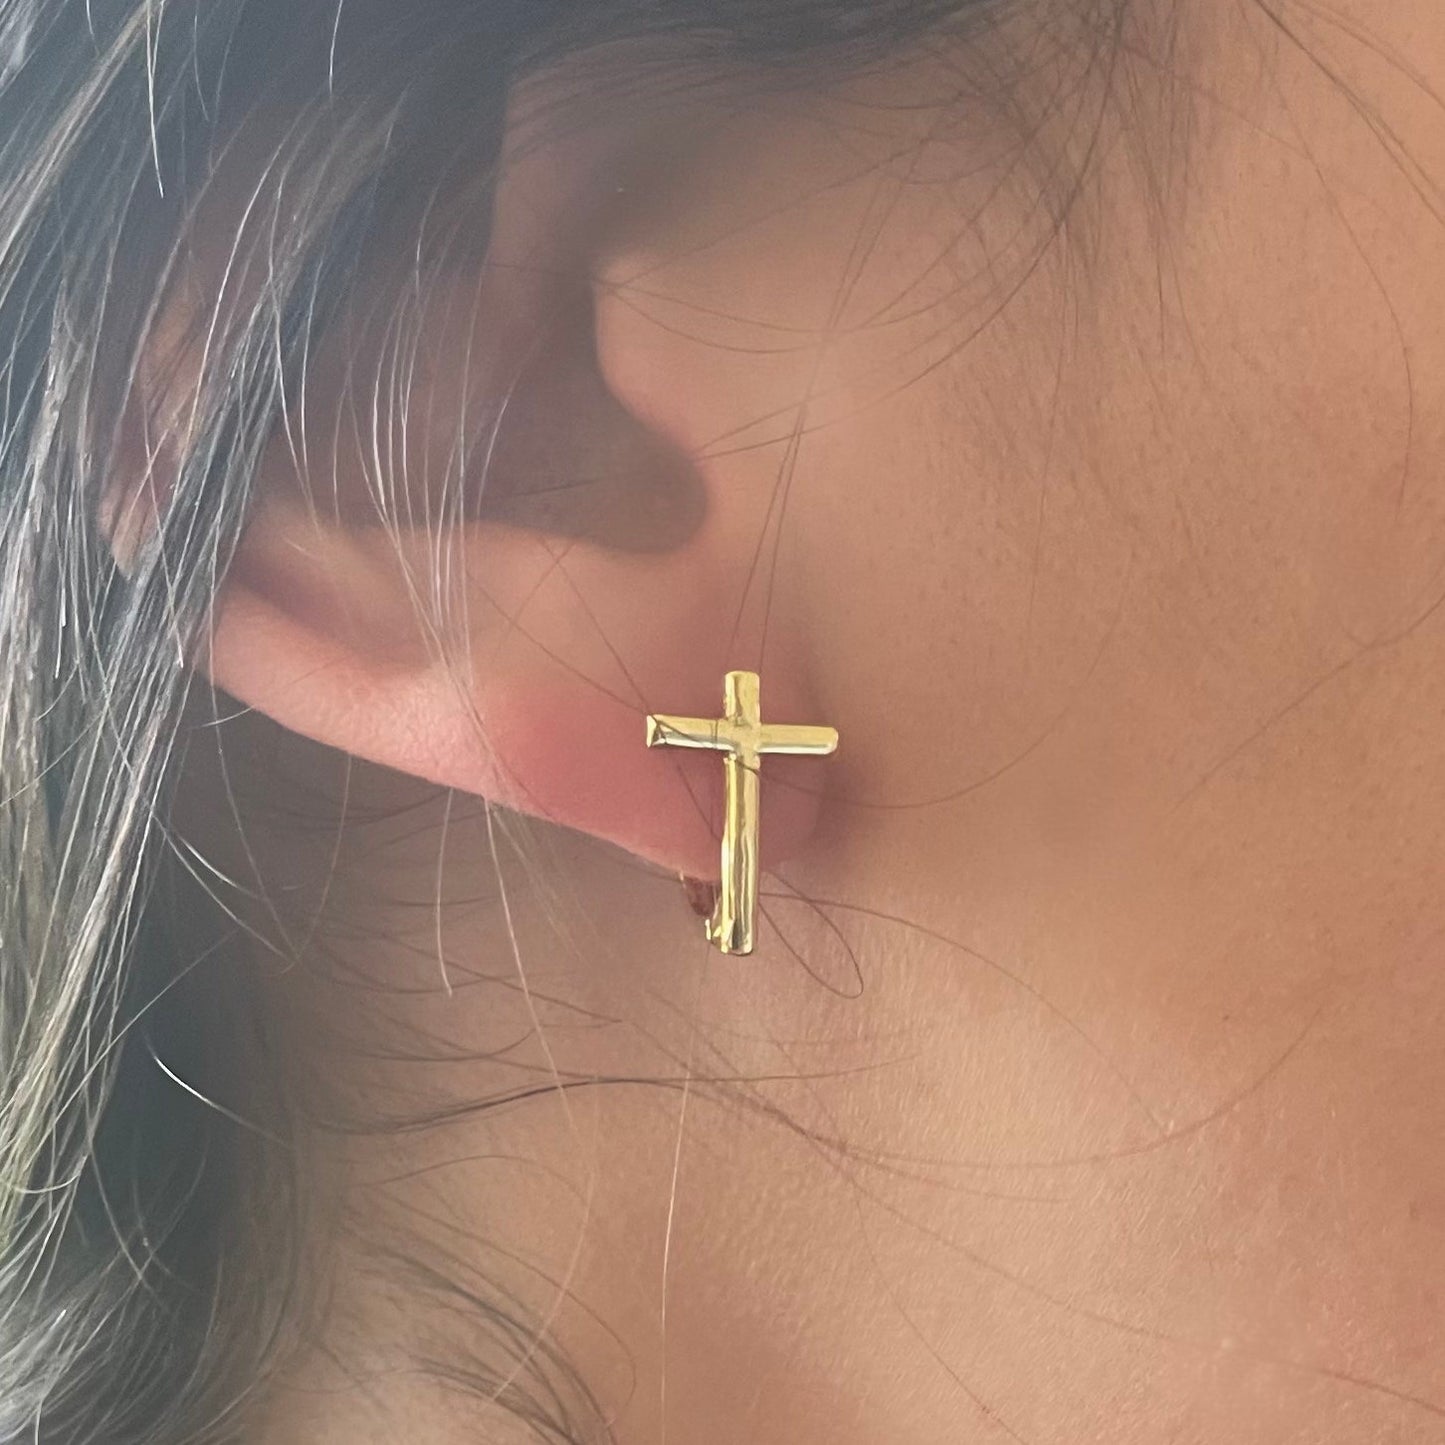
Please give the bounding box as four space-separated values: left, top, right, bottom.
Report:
646 671 839 955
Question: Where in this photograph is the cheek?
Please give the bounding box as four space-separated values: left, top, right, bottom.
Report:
787 284 1136 821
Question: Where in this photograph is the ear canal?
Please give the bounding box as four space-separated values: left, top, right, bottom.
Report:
467 281 708 554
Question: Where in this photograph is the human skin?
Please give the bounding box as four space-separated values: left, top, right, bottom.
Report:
184 2 1445 1440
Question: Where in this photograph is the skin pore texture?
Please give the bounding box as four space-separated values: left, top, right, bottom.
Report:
177 2 1445 1440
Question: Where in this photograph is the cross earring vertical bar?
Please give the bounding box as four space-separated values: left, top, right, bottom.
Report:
646 671 839 956
714 670 761 954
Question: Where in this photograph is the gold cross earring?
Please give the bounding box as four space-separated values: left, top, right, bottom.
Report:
646 671 839 955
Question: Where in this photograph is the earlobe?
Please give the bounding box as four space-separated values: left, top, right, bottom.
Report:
207 495 833 882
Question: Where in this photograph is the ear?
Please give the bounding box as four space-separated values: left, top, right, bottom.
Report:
201 254 833 884
119 69 843 883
